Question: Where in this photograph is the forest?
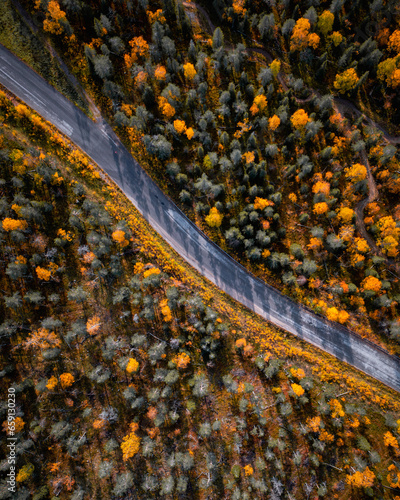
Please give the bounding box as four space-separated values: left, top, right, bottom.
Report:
0 0 400 498
3 0 399 352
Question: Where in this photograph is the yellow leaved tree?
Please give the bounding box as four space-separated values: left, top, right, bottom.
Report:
205 207 223 228
334 68 359 93
290 109 309 129
183 62 197 80
317 10 334 36
121 423 140 461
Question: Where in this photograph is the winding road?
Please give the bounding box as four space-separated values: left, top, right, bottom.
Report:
1 43 400 393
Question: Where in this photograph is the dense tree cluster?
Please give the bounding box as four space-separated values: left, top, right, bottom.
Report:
14 0 400 349
0 116 399 499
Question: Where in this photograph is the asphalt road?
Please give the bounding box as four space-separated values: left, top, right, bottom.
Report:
1 44 400 393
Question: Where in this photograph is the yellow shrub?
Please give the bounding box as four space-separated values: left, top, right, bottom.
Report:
183 62 197 80
46 376 58 390
329 31 343 46
337 207 354 223
205 207 223 228
345 163 367 182
317 10 334 36
270 59 281 77
121 430 140 461
334 68 359 93
326 307 339 321
16 464 34 482
291 383 305 397
143 267 161 278
126 358 139 374
250 94 268 115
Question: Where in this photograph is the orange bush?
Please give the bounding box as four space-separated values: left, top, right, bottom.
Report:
235 338 247 349
254 197 273 210
346 467 375 488
36 267 51 280
242 151 255 164
23 328 61 350
345 163 367 182
250 94 268 115
2 218 28 231
174 352 191 369
244 465 253 476
361 276 382 293
126 358 139 374
313 202 328 215
388 30 400 53
313 181 330 196
154 65 167 80
43 1 66 34
46 376 57 390
160 298 173 322
183 62 197 80
291 383 305 396
290 109 309 129
60 373 75 388
87 316 101 336
158 96 175 119
173 120 186 134
185 127 194 140
290 18 311 51
337 207 354 223
121 428 140 460
112 229 129 247
384 431 399 449
329 399 345 418
268 114 280 130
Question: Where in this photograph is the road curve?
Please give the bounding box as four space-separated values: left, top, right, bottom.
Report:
1 43 400 393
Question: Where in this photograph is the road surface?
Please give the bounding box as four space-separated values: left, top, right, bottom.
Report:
1 43 400 393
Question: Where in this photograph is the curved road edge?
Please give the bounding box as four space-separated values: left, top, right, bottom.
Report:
1 43 400 394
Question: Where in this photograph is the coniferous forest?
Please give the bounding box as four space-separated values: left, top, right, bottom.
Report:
1 0 400 498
